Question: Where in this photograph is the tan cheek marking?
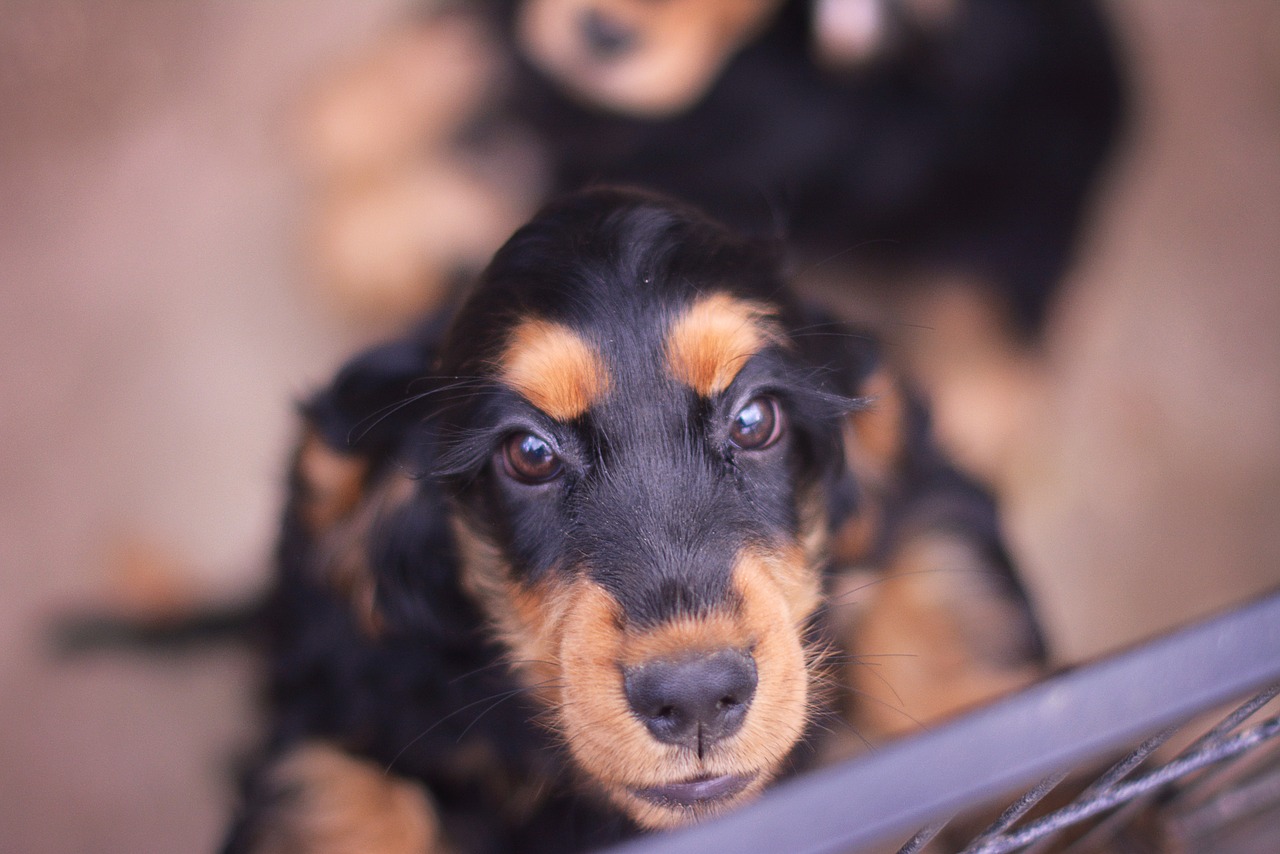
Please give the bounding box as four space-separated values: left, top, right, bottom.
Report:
293 429 416 636
254 742 441 854
749 541 825 628
845 366 908 484
295 430 369 535
665 292 783 396
720 548 818 783
451 516 579 700
498 318 610 421
311 469 417 638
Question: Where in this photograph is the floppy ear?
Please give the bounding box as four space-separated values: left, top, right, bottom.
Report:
282 319 476 640
301 333 439 456
789 302 911 565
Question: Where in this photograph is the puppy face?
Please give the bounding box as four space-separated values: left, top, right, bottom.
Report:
429 190 854 828
514 0 784 116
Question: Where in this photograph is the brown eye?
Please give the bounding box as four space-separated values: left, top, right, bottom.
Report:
729 396 782 451
501 432 563 483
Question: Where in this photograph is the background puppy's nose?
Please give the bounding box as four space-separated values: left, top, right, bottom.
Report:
579 9 639 59
624 649 757 752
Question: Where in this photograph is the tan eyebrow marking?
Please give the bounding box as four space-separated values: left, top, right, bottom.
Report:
498 318 611 420
665 293 783 396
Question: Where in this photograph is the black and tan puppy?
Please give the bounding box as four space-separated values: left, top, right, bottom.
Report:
225 188 1041 853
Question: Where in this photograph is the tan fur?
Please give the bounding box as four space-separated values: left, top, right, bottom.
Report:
451 516 578 701
303 449 417 636
453 502 826 830
616 611 752 669
295 431 370 535
844 366 908 486
251 742 443 854
830 509 880 567
796 487 832 574
516 0 785 116
665 293 783 397
843 533 1041 740
828 369 907 566
498 318 611 421
553 546 819 829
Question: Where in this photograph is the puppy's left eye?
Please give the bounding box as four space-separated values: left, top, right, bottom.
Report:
729 396 783 451
501 432 563 484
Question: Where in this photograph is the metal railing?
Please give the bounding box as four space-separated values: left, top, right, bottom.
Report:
610 589 1280 854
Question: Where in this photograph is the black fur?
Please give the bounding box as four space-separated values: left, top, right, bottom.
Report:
482 0 1125 336
225 188 1039 852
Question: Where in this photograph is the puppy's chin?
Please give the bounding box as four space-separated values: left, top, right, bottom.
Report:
564 677 808 830
611 768 771 830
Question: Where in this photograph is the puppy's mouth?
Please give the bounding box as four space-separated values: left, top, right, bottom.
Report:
631 771 758 809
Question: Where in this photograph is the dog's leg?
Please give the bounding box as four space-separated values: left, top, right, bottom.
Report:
235 742 447 854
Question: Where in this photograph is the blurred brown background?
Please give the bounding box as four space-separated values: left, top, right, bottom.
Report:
1 2 1278 851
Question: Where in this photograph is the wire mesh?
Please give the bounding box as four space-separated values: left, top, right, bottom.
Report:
953 696 1280 853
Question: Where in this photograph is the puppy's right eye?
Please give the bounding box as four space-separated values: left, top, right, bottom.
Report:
500 432 563 484
729 396 783 451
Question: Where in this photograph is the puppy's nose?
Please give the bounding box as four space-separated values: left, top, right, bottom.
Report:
579 8 638 59
624 649 757 752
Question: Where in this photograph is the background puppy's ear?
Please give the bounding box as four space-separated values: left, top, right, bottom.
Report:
282 319 477 641
302 333 439 457
788 302 901 560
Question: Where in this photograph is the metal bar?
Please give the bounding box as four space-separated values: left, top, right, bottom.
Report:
1172 749 1280 841
969 714 1280 854
1183 682 1280 754
895 819 950 854
1079 724 1180 796
1059 682 1280 853
606 590 1280 854
961 771 1069 851
1041 726 1181 854
1171 715 1280 814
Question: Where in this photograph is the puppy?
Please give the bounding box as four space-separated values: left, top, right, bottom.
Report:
302 0 1124 339
502 0 1125 337
224 187 1042 853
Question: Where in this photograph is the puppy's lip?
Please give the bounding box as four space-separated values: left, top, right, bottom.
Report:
632 772 757 808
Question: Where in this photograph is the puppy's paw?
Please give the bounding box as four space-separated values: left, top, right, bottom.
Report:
247 742 446 854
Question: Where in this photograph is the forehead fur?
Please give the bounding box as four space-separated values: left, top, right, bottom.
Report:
499 318 611 420
666 293 783 397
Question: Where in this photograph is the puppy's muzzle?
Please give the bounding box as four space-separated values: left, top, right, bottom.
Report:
623 648 758 754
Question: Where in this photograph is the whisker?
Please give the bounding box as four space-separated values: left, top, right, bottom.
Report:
446 657 559 686
455 679 567 743
384 677 563 774
346 376 490 447
815 565 1013 617
790 239 899 280
844 685 930 732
